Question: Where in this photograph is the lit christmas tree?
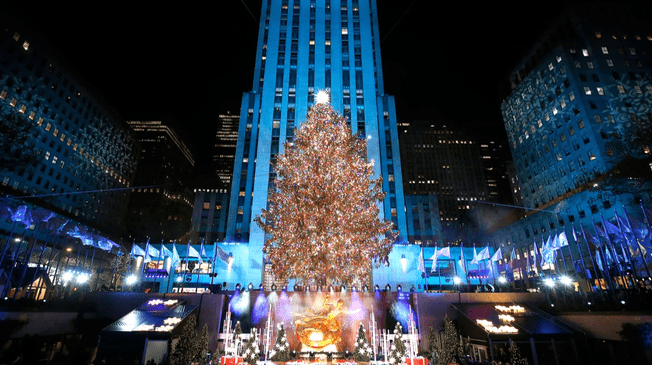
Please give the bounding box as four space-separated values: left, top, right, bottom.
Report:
269 323 292 362
243 329 260 365
389 322 408 365
441 315 458 365
426 326 443 365
255 92 397 286
233 321 243 355
509 340 527 365
353 323 373 362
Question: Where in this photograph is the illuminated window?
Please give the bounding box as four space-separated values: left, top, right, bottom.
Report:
597 87 605 95
582 49 589 57
53 128 59 137
203 202 210 209
28 111 35 120
44 151 50 160
0 91 6 100
45 123 51 131
617 85 626 93
584 87 592 95
10 98 17 107
601 46 609 54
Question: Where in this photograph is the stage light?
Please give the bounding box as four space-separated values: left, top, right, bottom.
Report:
498 276 507 284
385 284 391 291
259 284 264 290
453 276 462 285
62 271 73 282
248 282 254 290
397 284 402 292
294 284 299 291
235 283 242 291
282 285 287 291
363 285 369 292
544 278 555 288
560 276 572 286
76 273 89 284
341 285 346 292
352 285 357 292
271 284 277 291
374 284 380 292
126 274 138 286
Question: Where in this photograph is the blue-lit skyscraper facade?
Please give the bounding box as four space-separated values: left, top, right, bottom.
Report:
490 5 652 286
225 0 410 288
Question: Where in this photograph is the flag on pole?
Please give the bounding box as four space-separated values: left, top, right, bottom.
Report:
171 242 181 268
188 244 201 260
146 243 160 261
130 244 146 257
437 246 451 258
417 248 426 276
510 247 517 261
491 247 502 262
477 246 491 261
557 231 569 249
162 244 173 259
458 244 466 274
532 238 539 266
214 244 233 264
470 244 479 265
429 245 439 273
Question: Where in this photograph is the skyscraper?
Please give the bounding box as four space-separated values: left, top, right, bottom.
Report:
213 113 239 186
490 4 652 285
225 0 412 288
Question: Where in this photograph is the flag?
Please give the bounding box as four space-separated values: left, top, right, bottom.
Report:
429 246 439 273
470 244 479 265
510 247 517 261
458 244 466 274
541 238 556 266
130 244 146 257
557 231 569 248
146 244 160 260
188 245 201 259
214 244 233 264
417 248 426 276
491 247 502 262
477 246 491 261
171 243 181 268
161 244 173 258
595 250 604 271
532 239 539 265
437 246 451 258
603 219 624 240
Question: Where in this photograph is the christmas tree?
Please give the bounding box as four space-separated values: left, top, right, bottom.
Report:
233 321 243 355
426 326 443 365
269 323 292 362
509 340 527 365
194 324 210 364
169 314 198 365
243 329 260 365
441 315 458 365
353 323 374 362
255 94 397 286
389 322 408 365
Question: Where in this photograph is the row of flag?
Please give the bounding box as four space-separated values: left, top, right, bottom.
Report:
129 240 234 269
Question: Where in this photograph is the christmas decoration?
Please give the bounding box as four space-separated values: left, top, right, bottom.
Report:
255 100 397 286
353 323 373 362
269 323 292 361
440 315 459 365
169 314 199 365
234 321 243 355
426 326 444 365
509 340 527 365
195 324 210 364
243 329 260 365
389 322 408 365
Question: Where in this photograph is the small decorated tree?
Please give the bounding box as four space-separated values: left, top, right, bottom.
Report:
441 315 458 365
269 323 292 361
509 340 527 365
426 326 443 365
234 321 243 355
353 323 373 362
389 322 408 365
194 324 210 364
169 314 198 365
243 329 260 365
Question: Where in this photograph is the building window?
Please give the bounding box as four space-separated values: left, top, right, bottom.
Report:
601 46 609 54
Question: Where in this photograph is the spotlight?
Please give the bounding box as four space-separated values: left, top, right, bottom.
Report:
397 284 402 292
294 284 299 291
544 278 555 288
76 273 89 284
248 282 254 290
352 285 357 292
341 285 346 292
259 284 263 291
235 283 242 291
621 300 626 305
329 285 334 292
385 284 391 291
126 274 138 286
453 276 462 285
62 271 73 282
374 284 380 292
410 285 416 293
498 276 507 284
363 285 369 292
271 284 277 291
559 276 572 286
282 285 287 291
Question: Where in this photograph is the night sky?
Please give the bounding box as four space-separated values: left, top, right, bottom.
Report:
1 1 631 166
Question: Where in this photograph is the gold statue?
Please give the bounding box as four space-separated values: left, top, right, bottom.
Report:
294 296 349 349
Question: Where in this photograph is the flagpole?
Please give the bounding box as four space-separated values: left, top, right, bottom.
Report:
623 204 651 278
579 224 600 294
592 216 618 303
601 214 630 292
614 209 639 287
571 224 593 301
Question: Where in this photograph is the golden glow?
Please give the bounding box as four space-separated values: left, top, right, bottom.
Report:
476 319 518 334
495 305 525 314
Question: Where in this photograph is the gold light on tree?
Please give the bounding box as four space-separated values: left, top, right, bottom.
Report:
255 93 397 286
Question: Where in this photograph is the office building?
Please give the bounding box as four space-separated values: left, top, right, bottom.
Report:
213 113 240 186
224 0 412 288
490 4 652 286
400 121 488 245
0 21 137 235
124 120 195 242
